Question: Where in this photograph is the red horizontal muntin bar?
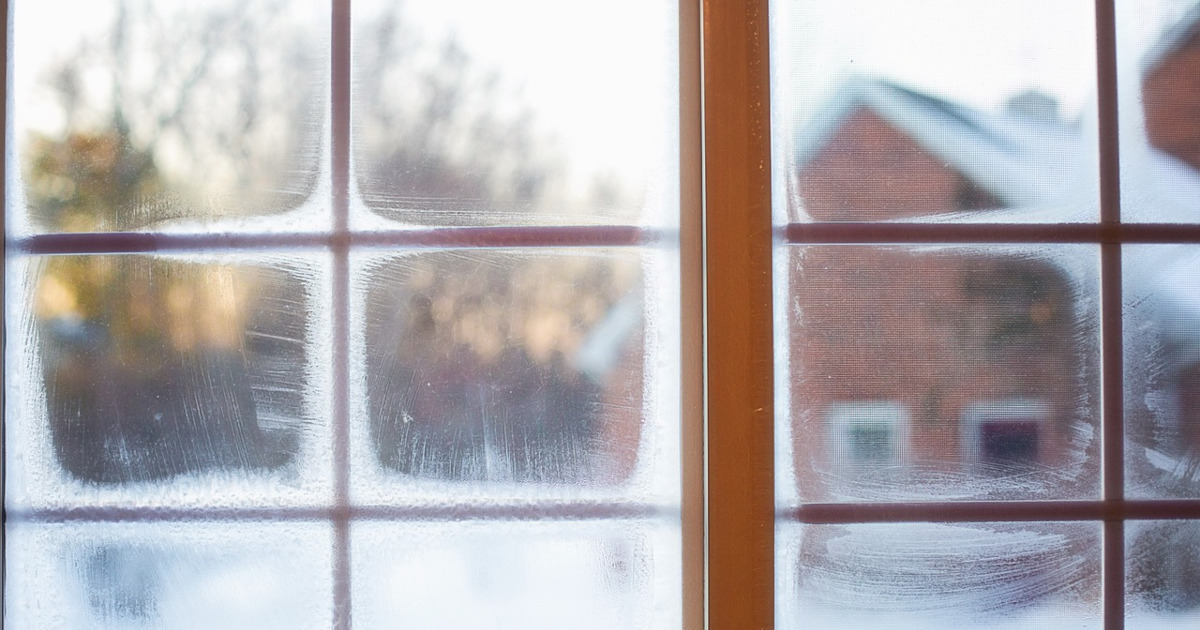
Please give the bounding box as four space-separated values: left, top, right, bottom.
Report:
782 499 1200 524
784 222 1200 244
10 226 669 255
353 225 668 249
5 502 676 524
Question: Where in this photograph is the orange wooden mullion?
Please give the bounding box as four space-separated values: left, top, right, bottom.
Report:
702 0 775 627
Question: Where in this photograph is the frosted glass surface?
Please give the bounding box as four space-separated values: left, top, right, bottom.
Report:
10 0 328 235
780 245 1100 502
771 0 1099 223
353 250 654 488
5 254 331 509
1125 245 1200 497
5 522 333 630
1127 520 1200 627
778 521 1102 629
1115 0 1200 223
351 0 678 228
353 520 680 629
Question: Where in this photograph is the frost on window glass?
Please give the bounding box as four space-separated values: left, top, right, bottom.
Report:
7 254 325 502
11 0 327 235
1125 245 1200 497
352 521 680 629
5 522 334 630
358 250 646 486
351 0 678 228
778 521 1102 629
781 245 1100 502
1127 520 1200 627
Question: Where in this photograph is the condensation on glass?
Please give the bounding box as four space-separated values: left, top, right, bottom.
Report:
780 245 1101 503
1126 520 1200 627
1115 0 1200 223
5 253 332 509
7 0 683 623
352 250 646 486
1125 245 1200 498
350 0 679 228
763 0 1177 623
9 0 328 236
347 246 681 504
352 521 680 629
770 0 1100 224
778 521 1103 629
5 522 335 629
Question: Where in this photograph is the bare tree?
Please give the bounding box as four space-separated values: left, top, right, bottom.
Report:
23 1 644 485
353 9 565 225
26 0 323 230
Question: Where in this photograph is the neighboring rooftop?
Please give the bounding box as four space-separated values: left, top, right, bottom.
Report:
793 76 1090 211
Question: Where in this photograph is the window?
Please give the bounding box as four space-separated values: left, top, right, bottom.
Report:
5 0 1200 628
962 399 1049 470
5 0 694 627
824 401 909 469
770 0 1200 628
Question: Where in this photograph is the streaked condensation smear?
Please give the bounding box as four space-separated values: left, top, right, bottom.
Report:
1125 245 1200 497
6 254 324 501
1116 0 1200 223
351 0 678 228
1127 521 1200 628
359 250 645 486
10 0 328 235
778 521 1102 629
5 0 684 623
782 245 1100 502
5 522 334 630
352 521 680 629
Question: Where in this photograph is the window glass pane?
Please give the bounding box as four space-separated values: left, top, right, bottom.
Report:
350 248 679 501
1127 520 1200 626
9 0 328 235
772 0 1099 224
777 521 1103 628
779 245 1100 503
5 522 334 629
352 520 680 629
351 0 678 228
1125 245 1200 498
1116 1 1200 223
5 254 332 510
6 0 687 624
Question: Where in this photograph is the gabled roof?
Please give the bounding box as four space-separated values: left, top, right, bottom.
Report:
793 76 1089 209
1142 1 1200 74
793 71 1200 350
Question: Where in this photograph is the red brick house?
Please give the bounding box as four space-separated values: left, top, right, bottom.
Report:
789 78 1097 501
787 6 1200 611
1129 2 1200 497
788 3 1200 502
1143 4 1200 174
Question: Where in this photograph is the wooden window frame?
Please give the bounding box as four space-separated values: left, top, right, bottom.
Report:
1 1 705 628
709 0 1200 628
5 0 1200 628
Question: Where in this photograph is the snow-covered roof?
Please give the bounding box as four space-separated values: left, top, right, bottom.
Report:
795 74 1200 221
1142 1 1200 74
793 76 1090 209
794 71 1200 359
